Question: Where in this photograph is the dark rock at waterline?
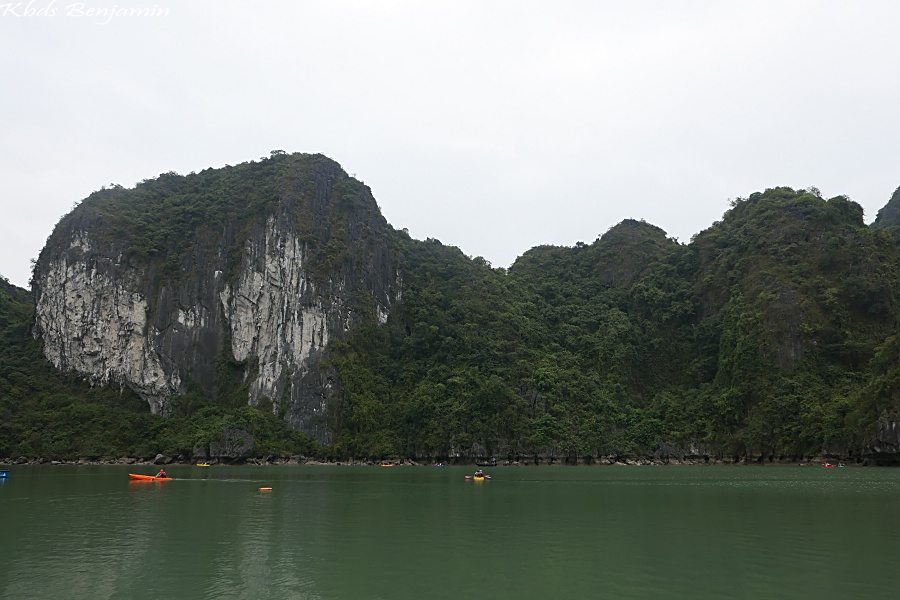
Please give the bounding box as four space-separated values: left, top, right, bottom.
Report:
209 428 255 460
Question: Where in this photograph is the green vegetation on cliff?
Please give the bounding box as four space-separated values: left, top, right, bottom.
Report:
325 188 900 462
40 151 384 288
5 156 900 464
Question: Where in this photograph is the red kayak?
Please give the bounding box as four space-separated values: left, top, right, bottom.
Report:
129 473 173 482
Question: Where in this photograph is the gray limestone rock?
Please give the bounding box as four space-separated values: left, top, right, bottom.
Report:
209 428 255 460
31 155 402 443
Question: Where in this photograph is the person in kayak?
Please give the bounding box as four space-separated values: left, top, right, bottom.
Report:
474 469 484 478
155 468 167 478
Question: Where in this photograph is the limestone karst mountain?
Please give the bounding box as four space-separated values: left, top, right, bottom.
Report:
12 160 900 463
31 153 400 442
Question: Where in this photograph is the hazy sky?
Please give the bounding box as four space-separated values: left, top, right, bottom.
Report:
2 1 899 288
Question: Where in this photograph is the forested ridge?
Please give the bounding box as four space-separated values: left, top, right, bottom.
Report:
329 188 900 463
3 158 900 464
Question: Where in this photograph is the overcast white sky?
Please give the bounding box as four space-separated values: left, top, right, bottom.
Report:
2 1 899 288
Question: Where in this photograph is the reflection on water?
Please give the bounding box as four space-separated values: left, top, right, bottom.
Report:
1 465 899 599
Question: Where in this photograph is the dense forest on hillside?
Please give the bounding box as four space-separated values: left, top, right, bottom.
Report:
327 189 900 463
3 158 900 464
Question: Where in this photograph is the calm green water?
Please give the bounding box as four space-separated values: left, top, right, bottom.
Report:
0 465 898 599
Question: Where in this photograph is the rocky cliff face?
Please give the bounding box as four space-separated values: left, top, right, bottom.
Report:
871 185 900 229
32 154 401 442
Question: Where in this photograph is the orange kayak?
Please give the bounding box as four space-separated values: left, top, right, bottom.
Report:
129 473 173 482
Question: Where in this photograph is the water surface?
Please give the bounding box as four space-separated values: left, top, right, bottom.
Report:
1 464 897 599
